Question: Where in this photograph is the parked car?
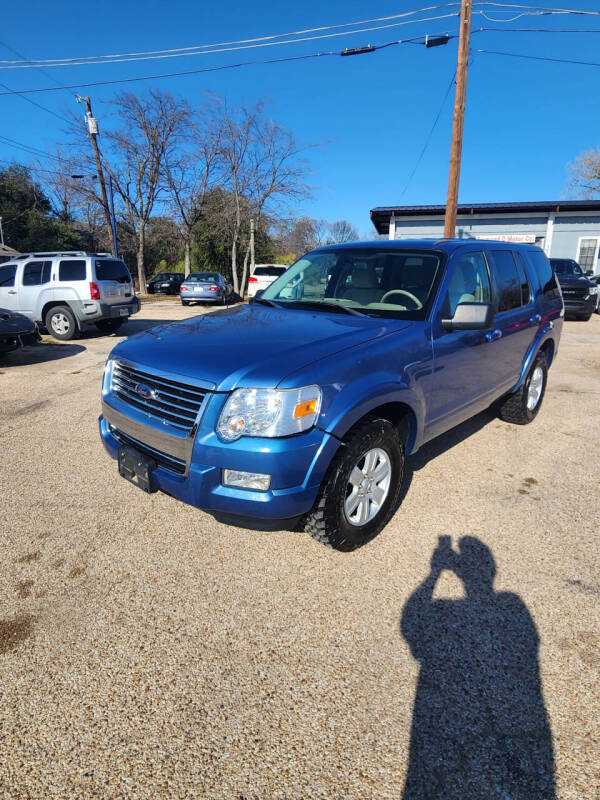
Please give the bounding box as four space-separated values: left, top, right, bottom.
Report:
100 240 563 551
587 270 600 313
549 258 598 320
180 272 233 306
247 264 288 299
0 251 140 341
0 307 41 353
147 272 184 295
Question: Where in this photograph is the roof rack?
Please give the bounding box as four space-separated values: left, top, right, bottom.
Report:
15 251 113 259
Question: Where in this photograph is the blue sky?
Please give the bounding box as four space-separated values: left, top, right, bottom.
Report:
2 0 600 235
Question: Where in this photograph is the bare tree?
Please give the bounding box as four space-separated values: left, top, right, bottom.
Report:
568 147 600 197
163 100 224 276
103 91 188 292
329 219 359 244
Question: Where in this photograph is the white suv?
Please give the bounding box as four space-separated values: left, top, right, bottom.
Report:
0 251 140 340
247 264 288 298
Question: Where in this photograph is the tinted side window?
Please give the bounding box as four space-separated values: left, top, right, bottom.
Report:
487 250 521 311
514 252 531 305
22 260 51 286
59 260 86 282
445 252 492 316
527 250 560 299
0 265 16 287
95 259 130 283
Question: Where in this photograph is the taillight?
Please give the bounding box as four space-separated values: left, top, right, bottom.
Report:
181 285 189 291
90 281 100 300
209 285 218 292
248 276 258 283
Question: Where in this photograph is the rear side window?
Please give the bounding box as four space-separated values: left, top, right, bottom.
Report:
22 260 51 286
487 250 521 311
253 266 287 277
95 259 131 284
527 250 560 299
514 252 531 305
0 265 16 287
59 260 86 282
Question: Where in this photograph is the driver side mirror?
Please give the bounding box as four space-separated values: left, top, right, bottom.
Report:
442 302 494 331
249 289 264 304
585 269 594 277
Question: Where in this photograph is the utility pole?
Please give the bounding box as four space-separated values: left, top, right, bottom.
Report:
77 95 116 256
250 218 255 275
443 0 472 238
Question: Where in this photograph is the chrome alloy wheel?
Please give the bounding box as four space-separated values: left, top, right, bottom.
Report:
51 313 70 336
527 365 544 411
344 447 391 527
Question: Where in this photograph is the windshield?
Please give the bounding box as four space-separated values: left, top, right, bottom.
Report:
95 259 131 283
551 259 583 277
187 272 220 283
261 247 444 319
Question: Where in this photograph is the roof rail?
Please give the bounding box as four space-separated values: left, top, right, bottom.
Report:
15 251 114 259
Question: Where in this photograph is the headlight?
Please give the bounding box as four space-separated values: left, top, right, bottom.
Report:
102 358 113 394
216 385 321 442
588 285 599 296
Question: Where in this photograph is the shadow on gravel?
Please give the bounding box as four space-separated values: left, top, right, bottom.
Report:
400 536 555 799
0 342 86 366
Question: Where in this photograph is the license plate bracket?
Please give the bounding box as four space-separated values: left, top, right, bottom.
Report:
119 308 130 316
118 445 157 493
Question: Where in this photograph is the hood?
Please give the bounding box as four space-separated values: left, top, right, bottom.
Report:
556 274 595 288
0 308 35 333
110 304 412 391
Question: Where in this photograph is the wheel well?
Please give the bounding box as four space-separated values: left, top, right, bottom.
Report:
344 402 418 453
41 301 74 324
539 339 555 368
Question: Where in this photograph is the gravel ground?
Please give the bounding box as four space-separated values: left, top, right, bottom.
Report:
0 301 598 799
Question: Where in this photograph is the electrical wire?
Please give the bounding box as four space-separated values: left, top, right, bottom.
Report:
0 34 455 96
0 5 461 67
0 13 461 70
0 135 64 162
475 2 600 14
475 47 600 67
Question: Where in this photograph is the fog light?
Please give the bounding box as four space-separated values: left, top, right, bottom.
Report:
222 469 271 491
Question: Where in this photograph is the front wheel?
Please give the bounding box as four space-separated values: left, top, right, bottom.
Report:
95 318 123 334
45 305 78 341
304 417 404 551
497 351 548 425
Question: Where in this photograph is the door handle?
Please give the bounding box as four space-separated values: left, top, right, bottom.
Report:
485 329 502 342
7 289 17 294
529 313 541 324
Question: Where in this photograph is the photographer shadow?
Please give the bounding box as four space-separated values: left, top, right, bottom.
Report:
400 536 555 799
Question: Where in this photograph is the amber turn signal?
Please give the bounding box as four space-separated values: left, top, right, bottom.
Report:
294 399 317 419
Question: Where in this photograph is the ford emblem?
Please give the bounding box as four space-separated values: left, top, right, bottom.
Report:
135 382 156 400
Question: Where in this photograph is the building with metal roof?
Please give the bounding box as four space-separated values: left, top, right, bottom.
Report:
370 200 600 274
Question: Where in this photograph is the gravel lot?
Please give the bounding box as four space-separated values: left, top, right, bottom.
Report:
0 300 598 799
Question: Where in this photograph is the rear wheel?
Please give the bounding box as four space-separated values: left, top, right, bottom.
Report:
95 318 124 334
181 300 190 306
304 417 404 551
497 351 547 425
45 305 77 341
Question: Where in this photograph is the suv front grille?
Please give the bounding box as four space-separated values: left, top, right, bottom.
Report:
110 426 186 474
561 287 588 299
111 361 208 432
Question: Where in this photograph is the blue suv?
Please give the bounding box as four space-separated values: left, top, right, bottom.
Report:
100 240 563 550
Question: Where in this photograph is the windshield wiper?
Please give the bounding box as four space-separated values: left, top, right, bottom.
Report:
253 297 284 309
284 300 367 317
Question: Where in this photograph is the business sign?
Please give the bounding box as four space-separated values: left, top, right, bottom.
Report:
474 234 536 243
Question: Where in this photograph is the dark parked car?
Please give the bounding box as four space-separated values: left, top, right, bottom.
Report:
147 273 184 295
0 307 41 353
180 272 233 305
549 258 598 320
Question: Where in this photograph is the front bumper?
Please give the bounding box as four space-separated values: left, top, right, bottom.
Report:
0 325 41 352
99 395 339 520
562 295 597 316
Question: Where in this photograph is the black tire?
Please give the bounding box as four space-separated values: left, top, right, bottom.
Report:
181 300 190 306
303 417 404 551
95 318 124 334
497 351 548 425
45 305 78 341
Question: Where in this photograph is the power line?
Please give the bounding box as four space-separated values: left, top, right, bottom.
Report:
0 79 72 124
475 47 600 67
0 5 461 67
0 35 455 96
0 134 64 162
0 12 462 70
475 2 600 15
